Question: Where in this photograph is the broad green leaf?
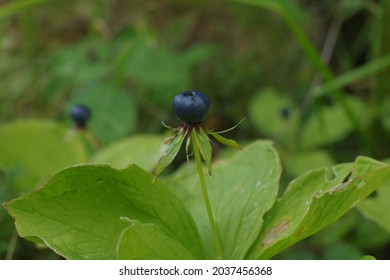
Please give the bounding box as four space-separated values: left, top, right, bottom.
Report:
117 222 196 260
125 42 190 108
124 39 212 109
248 157 390 259
166 140 281 259
154 128 187 177
51 39 111 88
301 96 368 148
361 255 376 260
348 156 390 237
283 149 334 177
194 128 213 175
208 131 241 150
0 120 87 193
357 178 390 233
351 157 389 177
248 88 299 146
91 134 165 170
5 164 205 259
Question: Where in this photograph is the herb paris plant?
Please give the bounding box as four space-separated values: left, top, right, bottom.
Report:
3 92 390 260
155 89 242 259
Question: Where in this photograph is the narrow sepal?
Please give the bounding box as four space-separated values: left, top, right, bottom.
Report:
185 136 191 163
211 118 245 134
161 122 179 130
207 130 241 150
194 127 213 175
154 127 187 178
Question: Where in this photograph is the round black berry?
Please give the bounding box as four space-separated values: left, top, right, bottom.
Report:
70 104 91 128
173 90 211 124
280 107 290 119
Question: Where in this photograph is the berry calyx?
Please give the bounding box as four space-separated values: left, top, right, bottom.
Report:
70 104 91 128
173 90 211 124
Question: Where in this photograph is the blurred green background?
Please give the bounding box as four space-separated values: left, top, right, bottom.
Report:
0 0 389 259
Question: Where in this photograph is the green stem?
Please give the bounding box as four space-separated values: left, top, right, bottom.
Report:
6 228 18 260
191 132 224 260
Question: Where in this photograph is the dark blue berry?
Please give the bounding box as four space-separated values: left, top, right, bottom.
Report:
70 104 91 128
280 107 290 119
173 90 211 124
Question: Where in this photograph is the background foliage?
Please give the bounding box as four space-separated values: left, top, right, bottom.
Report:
0 0 389 259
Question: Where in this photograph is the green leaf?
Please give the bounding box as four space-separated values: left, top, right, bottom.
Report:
357 169 390 233
360 255 376 260
52 39 110 87
5 164 205 259
283 149 335 177
117 222 196 260
166 140 281 259
207 130 241 150
301 96 368 148
124 39 212 109
91 134 165 170
247 157 390 259
0 120 87 193
193 128 213 175
248 88 299 146
154 128 187 177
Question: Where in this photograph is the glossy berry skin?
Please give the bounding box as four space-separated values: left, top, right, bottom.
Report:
173 90 211 124
70 104 91 128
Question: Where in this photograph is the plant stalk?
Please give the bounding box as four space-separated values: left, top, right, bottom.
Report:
191 132 224 260
6 228 18 260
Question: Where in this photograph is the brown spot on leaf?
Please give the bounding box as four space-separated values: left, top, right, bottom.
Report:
262 219 290 247
295 227 305 237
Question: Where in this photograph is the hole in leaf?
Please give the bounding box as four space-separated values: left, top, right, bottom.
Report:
367 190 378 198
342 171 352 183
